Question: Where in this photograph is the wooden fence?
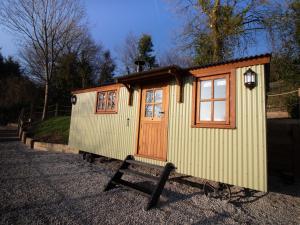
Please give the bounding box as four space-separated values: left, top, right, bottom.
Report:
19 103 72 125
266 88 300 118
32 103 72 119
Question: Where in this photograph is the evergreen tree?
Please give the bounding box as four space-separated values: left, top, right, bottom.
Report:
0 52 22 80
0 50 38 124
98 50 115 84
52 53 81 104
78 54 93 88
137 34 156 69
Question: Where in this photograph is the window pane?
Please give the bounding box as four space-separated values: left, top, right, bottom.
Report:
154 104 162 118
145 104 153 117
97 92 106 110
200 102 211 121
107 91 116 110
200 80 212 100
214 101 226 121
146 90 154 103
154 89 163 103
214 78 226 99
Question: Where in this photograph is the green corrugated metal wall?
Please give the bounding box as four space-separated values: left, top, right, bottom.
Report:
69 64 267 191
168 65 267 191
69 87 139 160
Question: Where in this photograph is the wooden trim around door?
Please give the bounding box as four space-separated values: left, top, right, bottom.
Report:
134 86 142 156
135 82 169 161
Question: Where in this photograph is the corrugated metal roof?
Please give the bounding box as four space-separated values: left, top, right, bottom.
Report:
117 53 271 81
185 53 271 71
71 81 118 94
117 65 182 82
72 53 271 93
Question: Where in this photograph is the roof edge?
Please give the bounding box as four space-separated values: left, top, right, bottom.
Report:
186 53 271 72
72 82 120 95
117 65 182 82
71 54 271 95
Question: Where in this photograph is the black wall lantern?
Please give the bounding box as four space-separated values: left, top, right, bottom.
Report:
244 68 257 90
71 95 77 105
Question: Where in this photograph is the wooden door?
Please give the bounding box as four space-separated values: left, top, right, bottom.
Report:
137 83 169 161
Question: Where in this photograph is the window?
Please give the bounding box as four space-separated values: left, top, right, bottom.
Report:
96 89 118 113
192 72 235 128
144 88 163 118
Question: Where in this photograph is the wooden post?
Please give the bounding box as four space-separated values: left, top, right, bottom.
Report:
55 103 58 117
174 74 183 103
123 84 133 106
29 103 34 122
17 108 24 134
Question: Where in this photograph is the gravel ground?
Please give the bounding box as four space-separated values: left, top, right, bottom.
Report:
0 141 300 225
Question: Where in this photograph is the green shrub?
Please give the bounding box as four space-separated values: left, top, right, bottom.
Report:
285 95 299 118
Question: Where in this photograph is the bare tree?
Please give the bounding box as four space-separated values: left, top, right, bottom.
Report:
159 49 193 67
0 0 85 120
171 0 267 64
265 0 299 57
117 32 139 74
264 0 300 85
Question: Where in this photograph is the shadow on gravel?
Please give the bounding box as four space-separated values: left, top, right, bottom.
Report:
1 138 300 225
163 174 300 207
169 175 204 190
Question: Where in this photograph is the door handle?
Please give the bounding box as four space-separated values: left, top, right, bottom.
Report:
159 111 165 114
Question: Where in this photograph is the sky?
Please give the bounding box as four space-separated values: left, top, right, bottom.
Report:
0 0 183 59
0 0 269 67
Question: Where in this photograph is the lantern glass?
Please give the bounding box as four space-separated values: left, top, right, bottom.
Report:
243 68 256 89
71 95 77 105
244 71 249 83
251 73 255 82
247 73 252 83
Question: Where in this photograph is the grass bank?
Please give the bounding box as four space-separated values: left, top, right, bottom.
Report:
29 116 70 144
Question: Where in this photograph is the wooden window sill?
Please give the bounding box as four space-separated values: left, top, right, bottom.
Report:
95 111 118 114
191 123 236 129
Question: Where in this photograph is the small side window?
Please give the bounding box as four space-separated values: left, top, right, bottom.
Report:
192 72 235 128
96 89 118 114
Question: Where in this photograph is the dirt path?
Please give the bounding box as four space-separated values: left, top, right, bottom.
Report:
0 141 299 224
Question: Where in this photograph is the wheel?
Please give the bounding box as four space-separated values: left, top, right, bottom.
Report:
203 181 231 201
90 155 95 163
86 153 95 163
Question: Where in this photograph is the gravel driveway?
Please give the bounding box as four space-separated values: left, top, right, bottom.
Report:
0 141 299 225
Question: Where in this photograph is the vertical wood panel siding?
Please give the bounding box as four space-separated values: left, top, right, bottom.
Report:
69 64 267 191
